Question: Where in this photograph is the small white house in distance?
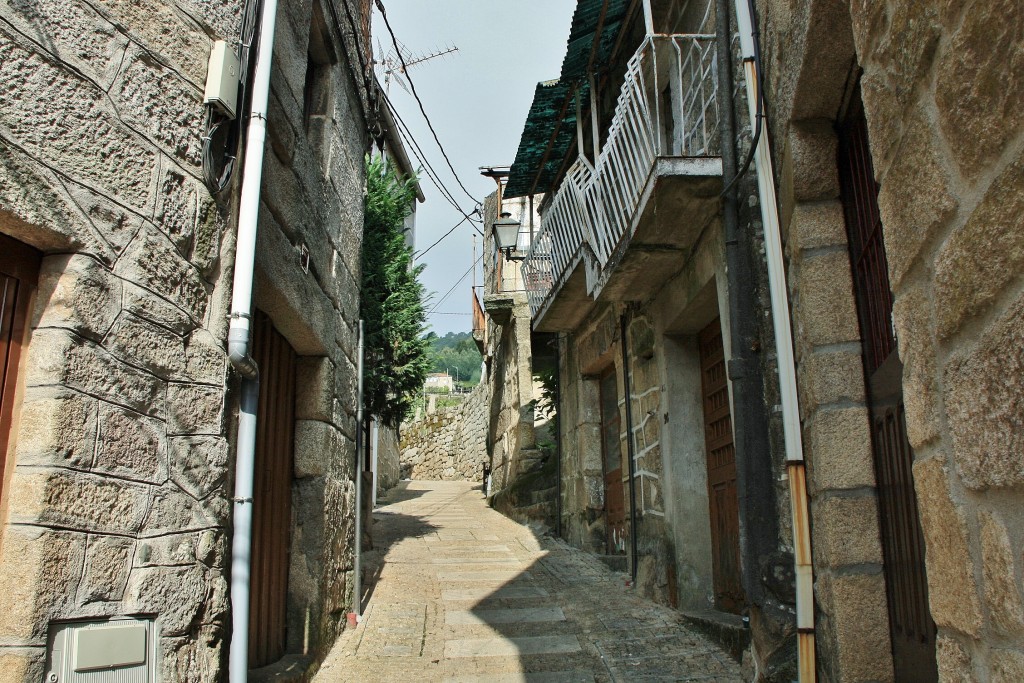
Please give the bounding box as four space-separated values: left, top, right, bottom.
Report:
424 372 455 393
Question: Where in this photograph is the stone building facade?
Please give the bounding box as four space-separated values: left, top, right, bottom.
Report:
503 0 1024 681
479 193 545 498
0 0 377 679
758 0 1024 680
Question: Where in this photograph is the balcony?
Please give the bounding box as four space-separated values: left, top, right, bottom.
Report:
520 34 723 332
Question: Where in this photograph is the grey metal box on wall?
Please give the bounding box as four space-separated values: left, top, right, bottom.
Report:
45 618 156 683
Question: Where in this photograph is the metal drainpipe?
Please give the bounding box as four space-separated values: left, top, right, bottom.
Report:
620 312 639 585
714 0 778 613
733 0 816 677
554 334 563 539
353 320 365 622
226 0 277 679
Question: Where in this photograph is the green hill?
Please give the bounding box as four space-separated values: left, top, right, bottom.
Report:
423 331 482 386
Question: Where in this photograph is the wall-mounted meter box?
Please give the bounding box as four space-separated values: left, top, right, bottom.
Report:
46 617 157 682
205 40 240 119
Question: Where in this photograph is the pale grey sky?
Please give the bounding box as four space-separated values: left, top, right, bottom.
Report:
372 1 576 335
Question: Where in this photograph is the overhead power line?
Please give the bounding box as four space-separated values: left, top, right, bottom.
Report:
427 255 482 316
375 0 481 206
383 92 482 232
415 214 475 262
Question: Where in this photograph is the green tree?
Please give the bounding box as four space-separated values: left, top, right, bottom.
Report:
361 156 430 427
424 331 482 385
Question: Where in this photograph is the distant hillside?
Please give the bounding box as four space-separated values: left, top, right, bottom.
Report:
424 331 482 385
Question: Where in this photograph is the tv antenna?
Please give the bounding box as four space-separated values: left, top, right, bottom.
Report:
374 42 459 94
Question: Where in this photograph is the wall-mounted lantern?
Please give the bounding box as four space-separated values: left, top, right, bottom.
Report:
492 212 525 261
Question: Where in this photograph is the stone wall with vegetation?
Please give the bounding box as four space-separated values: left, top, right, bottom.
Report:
375 423 400 494
400 382 488 481
0 0 369 679
760 0 1024 678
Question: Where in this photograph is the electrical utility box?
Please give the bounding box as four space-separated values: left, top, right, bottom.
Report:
204 40 241 119
46 618 156 683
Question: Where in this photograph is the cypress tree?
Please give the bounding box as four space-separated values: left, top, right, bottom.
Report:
361 156 430 427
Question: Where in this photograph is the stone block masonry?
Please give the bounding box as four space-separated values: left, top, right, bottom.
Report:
400 383 489 481
0 0 373 680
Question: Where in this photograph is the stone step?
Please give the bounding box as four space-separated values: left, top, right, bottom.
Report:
444 606 565 625
597 555 628 573
444 634 581 658
680 609 750 662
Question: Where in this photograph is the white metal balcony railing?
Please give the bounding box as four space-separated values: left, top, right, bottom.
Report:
521 34 719 318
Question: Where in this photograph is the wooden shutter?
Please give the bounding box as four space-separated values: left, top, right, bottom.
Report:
248 310 297 668
0 235 41 510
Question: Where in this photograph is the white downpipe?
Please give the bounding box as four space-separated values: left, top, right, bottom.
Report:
732 1 816 679
353 320 365 621
370 420 379 507
227 0 278 680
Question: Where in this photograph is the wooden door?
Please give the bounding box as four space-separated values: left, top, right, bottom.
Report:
249 310 297 669
599 368 627 555
0 235 40 508
698 318 744 614
838 87 937 681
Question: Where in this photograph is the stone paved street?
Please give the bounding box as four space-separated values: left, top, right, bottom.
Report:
314 481 744 682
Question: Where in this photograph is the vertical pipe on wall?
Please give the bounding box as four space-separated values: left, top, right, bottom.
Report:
733 0 816 675
353 320 365 622
228 376 259 680
226 0 277 678
620 312 639 584
370 420 379 507
714 0 778 611
555 334 564 539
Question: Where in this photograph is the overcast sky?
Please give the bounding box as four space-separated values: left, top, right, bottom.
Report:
372 1 576 336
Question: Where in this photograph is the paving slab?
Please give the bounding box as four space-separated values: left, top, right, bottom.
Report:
313 480 746 682
445 606 565 625
445 635 581 658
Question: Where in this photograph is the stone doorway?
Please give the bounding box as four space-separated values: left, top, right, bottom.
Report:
249 310 298 669
697 317 743 615
599 367 627 555
0 234 40 520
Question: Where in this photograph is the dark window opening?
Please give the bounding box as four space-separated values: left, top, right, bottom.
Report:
303 2 337 144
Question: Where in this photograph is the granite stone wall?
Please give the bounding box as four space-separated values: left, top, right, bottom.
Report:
400 383 488 482
375 423 401 495
759 0 1024 678
0 0 370 679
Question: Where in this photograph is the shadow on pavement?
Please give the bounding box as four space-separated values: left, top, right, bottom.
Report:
458 526 745 682
361 483 440 611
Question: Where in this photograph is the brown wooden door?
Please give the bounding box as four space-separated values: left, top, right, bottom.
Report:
698 318 744 614
249 310 297 669
0 235 40 508
599 368 627 555
838 87 937 682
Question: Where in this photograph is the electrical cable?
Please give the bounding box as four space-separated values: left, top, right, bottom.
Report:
720 0 767 198
415 214 477 262
201 0 259 194
382 91 482 232
333 0 375 107
426 255 482 316
374 0 481 206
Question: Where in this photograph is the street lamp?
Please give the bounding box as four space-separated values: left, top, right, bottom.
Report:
492 212 525 261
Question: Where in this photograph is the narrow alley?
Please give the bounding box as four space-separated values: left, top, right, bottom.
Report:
314 481 743 682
